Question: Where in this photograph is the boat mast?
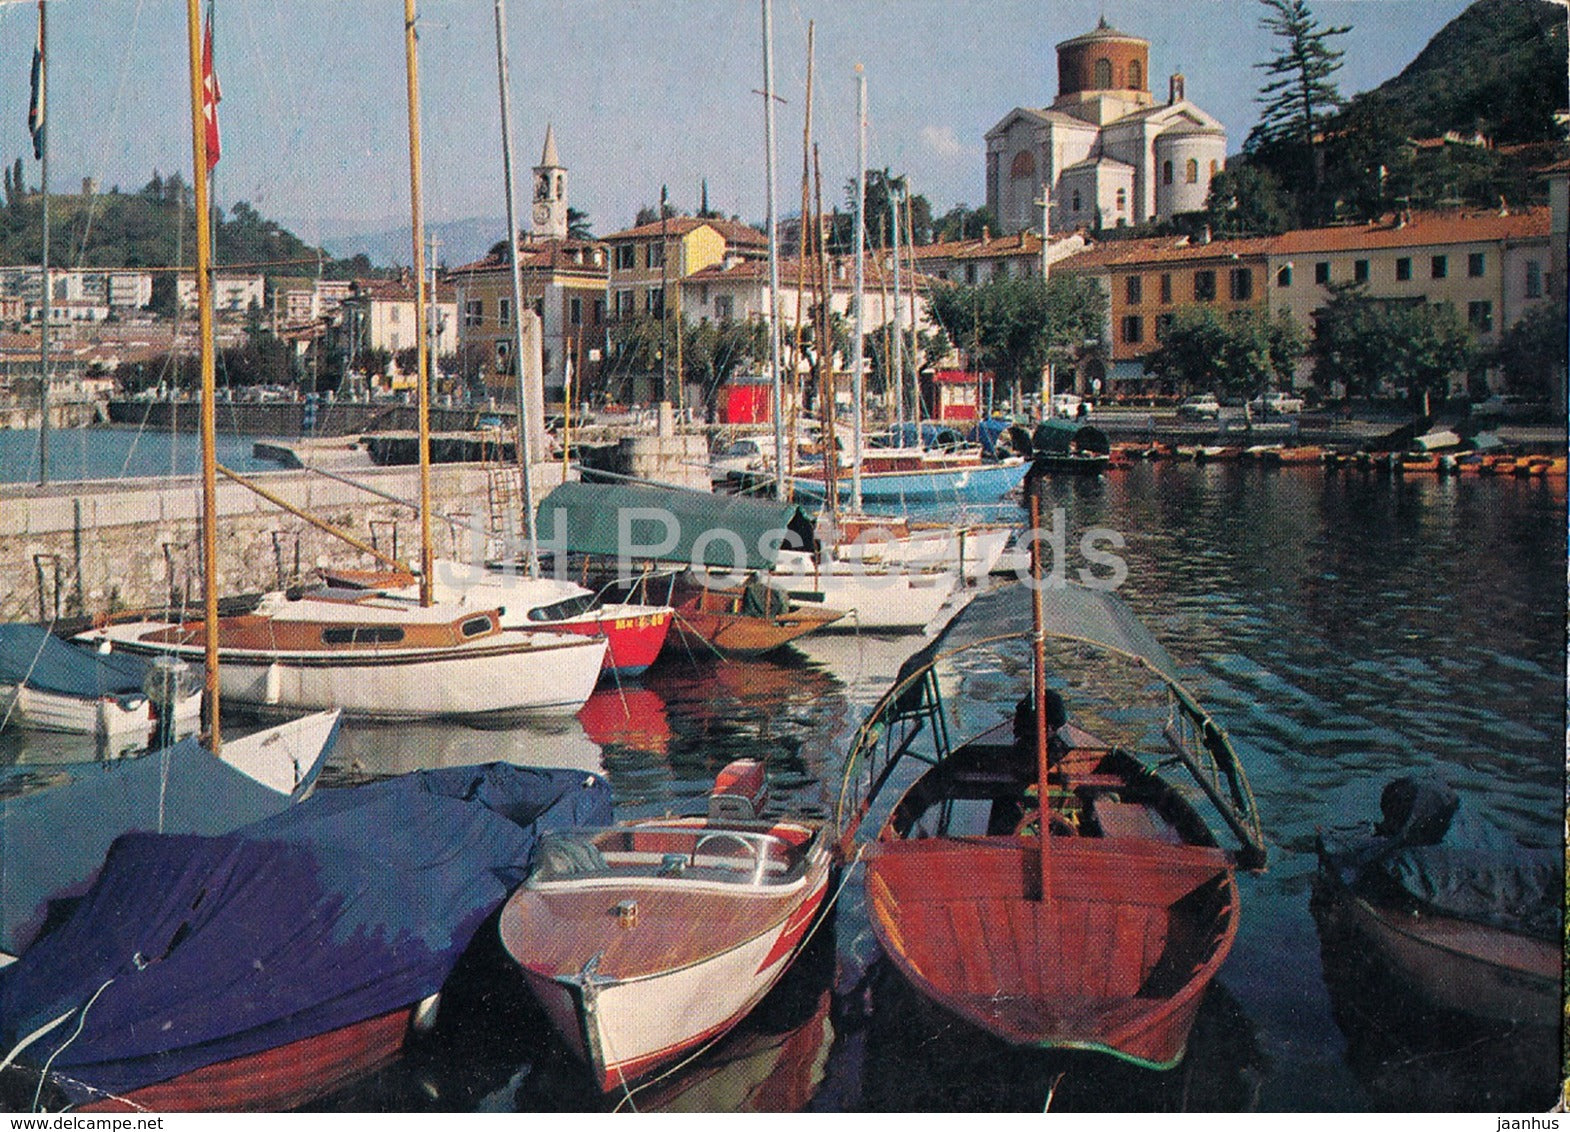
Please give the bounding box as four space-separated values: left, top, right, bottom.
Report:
761 0 786 500
812 145 837 523
183 0 220 749
786 21 815 495
1028 492 1053 907
493 0 539 576
850 66 865 514
890 185 904 445
403 0 434 606
34 1 49 484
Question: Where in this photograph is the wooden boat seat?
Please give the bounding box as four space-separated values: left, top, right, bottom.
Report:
1091 799 1187 846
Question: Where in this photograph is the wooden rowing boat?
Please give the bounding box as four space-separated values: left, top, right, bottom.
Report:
500 760 833 1093
836 579 1266 1070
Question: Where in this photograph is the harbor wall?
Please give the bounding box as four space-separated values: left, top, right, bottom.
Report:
0 462 566 624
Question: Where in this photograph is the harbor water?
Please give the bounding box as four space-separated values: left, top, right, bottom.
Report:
2 457 1563 1111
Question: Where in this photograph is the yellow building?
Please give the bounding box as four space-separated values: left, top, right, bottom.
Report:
600 217 767 325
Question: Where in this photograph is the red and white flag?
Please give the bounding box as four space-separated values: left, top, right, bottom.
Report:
201 9 221 171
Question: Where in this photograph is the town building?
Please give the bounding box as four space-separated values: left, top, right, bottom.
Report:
601 216 767 326
1265 207 1551 361
339 277 458 393
448 237 608 400
1052 205 1555 395
911 230 1088 284
1055 234 1274 393
176 272 265 316
986 18 1227 237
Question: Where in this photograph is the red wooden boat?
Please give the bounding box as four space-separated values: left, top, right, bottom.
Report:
836 576 1266 1070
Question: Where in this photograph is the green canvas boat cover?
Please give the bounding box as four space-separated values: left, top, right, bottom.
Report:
1031 418 1110 456
536 482 817 571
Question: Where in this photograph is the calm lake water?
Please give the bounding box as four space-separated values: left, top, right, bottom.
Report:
4 458 1564 1112
0 425 281 483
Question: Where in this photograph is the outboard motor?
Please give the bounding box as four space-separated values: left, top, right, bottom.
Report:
709 759 769 821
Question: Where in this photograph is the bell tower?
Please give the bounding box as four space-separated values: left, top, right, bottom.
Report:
531 124 568 242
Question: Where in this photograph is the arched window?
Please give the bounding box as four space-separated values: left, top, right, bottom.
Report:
1094 57 1112 88
1185 158 1199 184
1209 159 1219 177
1162 160 1173 186
1128 59 1142 89
1115 187 1127 212
1009 150 1037 181
1071 189 1082 212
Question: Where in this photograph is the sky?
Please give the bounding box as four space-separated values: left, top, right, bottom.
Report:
0 0 1480 263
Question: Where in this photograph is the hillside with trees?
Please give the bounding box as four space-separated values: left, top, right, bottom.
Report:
0 166 373 280
1207 0 1566 235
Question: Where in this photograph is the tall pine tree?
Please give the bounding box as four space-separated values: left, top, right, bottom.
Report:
1246 0 1350 195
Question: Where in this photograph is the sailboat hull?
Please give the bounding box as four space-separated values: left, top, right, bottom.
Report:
92 623 606 721
790 460 1028 505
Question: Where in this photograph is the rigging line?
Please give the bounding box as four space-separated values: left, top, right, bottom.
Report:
30 978 116 1113
68 0 150 268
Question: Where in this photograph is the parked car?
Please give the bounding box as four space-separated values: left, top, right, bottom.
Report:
1050 392 1085 418
1249 391 1305 414
1176 394 1221 421
1476 394 1544 421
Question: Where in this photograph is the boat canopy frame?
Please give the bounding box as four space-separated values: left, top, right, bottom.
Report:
835 583 1267 869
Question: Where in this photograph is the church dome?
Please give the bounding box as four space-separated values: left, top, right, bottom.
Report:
1056 17 1149 100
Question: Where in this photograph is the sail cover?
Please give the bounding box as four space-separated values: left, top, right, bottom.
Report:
0 625 153 703
0 763 612 1105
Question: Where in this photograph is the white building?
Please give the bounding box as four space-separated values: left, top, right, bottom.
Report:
986 19 1227 235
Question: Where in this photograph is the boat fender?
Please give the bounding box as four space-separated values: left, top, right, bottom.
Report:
264 662 283 705
411 991 441 1033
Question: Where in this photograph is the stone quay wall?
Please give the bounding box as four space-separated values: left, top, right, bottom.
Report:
0 462 566 624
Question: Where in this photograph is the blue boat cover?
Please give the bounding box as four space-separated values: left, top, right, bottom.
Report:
0 625 151 704
0 735 323 956
0 763 612 1106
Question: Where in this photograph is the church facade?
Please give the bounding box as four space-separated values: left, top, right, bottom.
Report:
985 19 1227 236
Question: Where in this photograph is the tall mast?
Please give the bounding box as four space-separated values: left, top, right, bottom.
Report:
904 190 920 422
890 186 904 444
761 0 785 500
850 65 865 514
493 0 539 575
403 0 434 606
183 0 220 749
786 21 815 494
35 1 49 485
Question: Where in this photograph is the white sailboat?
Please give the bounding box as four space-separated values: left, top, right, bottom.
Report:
89 1 608 719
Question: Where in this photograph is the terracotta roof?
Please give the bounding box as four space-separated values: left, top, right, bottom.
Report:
1054 207 1551 272
684 254 938 290
1268 207 1549 254
347 279 457 303
911 231 1084 262
447 237 607 276
600 216 767 246
1057 18 1145 48
1057 234 1273 271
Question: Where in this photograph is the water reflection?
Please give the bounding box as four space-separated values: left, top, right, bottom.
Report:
324 714 604 783
1310 877 1560 1111
8 463 1563 1111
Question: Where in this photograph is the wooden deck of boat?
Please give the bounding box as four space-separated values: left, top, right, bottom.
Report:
504 881 814 982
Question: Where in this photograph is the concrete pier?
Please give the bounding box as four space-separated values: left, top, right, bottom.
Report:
0 461 566 624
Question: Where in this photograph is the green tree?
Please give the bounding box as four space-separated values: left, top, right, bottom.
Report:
1485 304 1568 403
1143 305 1305 397
1246 0 1350 198
844 169 933 248
567 207 593 239
926 275 1106 403
933 204 998 243
1309 283 1475 405
1203 166 1296 237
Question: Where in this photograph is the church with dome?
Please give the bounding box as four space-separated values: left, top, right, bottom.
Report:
985 18 1227 235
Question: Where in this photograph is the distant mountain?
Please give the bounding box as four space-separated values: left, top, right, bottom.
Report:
1343 0 1567 144
314 216 508 270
